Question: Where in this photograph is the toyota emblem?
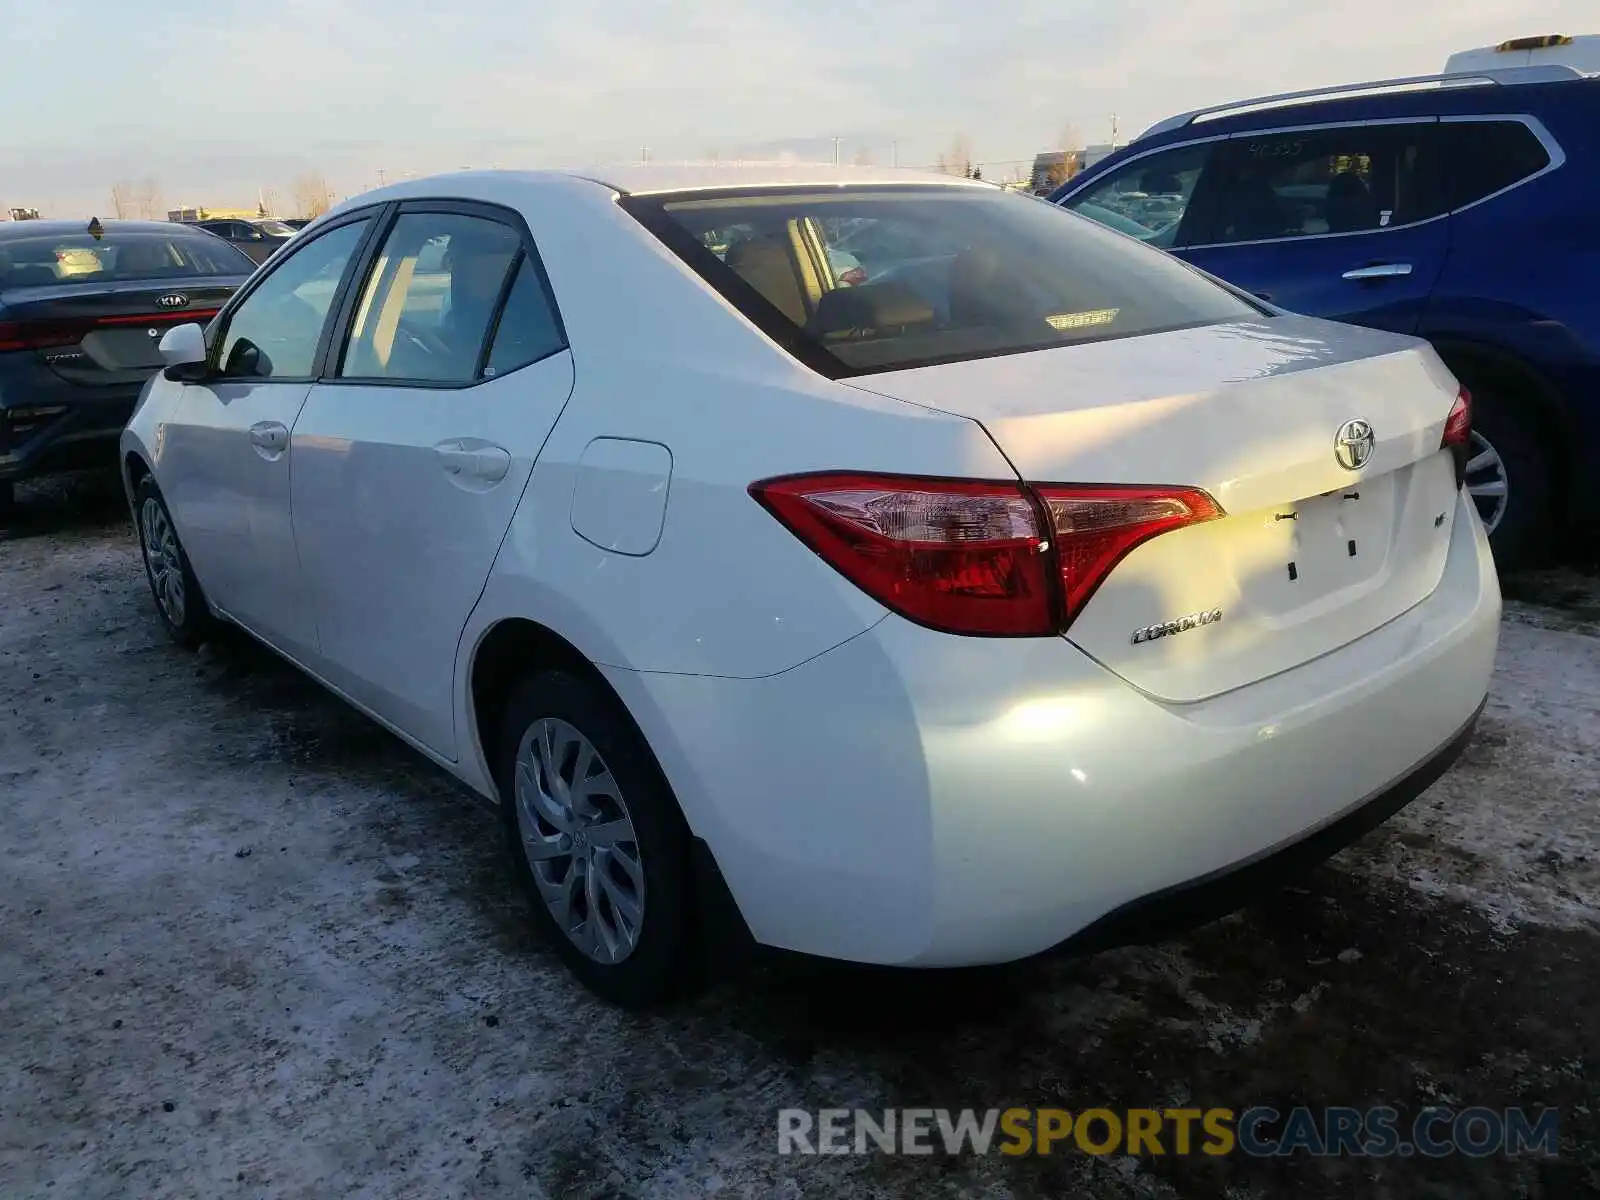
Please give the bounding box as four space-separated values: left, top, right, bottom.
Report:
1334 418 1376 471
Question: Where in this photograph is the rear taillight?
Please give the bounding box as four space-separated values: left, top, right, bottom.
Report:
1035 485 1224 617
750 472 1223 637
1442 386 1472 486
0 310 217 353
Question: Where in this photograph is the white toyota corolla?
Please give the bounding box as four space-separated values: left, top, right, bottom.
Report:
120 166 1500 1005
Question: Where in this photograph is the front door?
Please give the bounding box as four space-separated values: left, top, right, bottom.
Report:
289 204 574 757
1179 122 1450 335
158 215 376 661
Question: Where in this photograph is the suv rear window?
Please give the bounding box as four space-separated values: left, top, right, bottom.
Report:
624 185 1260 377
0 231 254 288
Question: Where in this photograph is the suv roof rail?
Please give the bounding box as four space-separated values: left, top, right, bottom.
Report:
1136 64 1590 141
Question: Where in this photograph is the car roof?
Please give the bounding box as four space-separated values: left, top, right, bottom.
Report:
341 164 985 207
0 218 193 239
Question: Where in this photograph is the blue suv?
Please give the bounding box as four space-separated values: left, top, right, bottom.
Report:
1050 64 1600 566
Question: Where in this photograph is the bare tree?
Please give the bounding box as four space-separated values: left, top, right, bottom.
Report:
291 173 334 218
109 183 132 219
852 146 874 167
1045 123 1083 189
131 178 162 219
943 135 973 178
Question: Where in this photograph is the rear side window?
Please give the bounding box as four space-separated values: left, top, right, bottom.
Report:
0 231 254 288
483 256 566 377
625 185 1258 378
1196 125 1443 244
339 212 522 384
1434 120 1552 210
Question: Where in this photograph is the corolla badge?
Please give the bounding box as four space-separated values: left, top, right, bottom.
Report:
154 293 190 310
1334 418 1375 471
1130 608 1223 645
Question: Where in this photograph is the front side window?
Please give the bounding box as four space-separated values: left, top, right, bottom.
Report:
627 185 1259 377
218 218 370 379
339 212 521 384
1197 125 1440 246
1062 141 1216 248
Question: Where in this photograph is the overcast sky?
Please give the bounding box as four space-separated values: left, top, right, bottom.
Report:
1 0 1590 216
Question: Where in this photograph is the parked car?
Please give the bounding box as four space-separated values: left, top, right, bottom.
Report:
122 167 1498 1006
0 219 254 513
192 217 297 264
1050 61 1600 565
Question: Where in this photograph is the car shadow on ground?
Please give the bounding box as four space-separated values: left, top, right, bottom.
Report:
1 470 131 542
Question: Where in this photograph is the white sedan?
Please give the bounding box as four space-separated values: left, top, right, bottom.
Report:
121 165 1500 1006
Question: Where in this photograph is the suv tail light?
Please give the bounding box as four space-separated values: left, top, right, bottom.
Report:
1441 386 1472 485
750 472 1223 637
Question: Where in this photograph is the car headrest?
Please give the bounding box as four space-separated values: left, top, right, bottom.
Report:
809 281 935 337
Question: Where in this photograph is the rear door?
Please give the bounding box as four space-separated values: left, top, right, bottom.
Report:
288 201 573 757
159 213 380 661
1179 121 1450 334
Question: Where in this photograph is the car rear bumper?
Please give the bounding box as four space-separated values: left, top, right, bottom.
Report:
0 386 142 482
606 489 1502 966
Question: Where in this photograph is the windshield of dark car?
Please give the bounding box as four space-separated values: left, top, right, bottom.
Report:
625 184 1259 377
0 231 255 287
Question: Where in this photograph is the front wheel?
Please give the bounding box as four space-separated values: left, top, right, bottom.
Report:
133 478 213 647
498 670 701 1007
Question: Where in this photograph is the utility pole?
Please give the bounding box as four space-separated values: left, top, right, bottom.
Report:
377 168 386 187
892 139 898 168
1110 115 1119 151
832 136 842 166
640 146 650 165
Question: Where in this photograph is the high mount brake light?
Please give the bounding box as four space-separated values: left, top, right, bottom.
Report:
750 472 1224 637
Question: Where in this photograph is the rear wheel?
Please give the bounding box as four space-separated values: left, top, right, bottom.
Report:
134 478 214 647
1462 386 1550 570
498 670 700 1007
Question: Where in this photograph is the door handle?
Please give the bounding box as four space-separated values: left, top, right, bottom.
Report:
1342 262 1413 281
434 438 512 483
248 421 289 456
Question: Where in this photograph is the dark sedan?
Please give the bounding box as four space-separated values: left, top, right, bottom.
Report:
0 218 254 514
193 217 297 264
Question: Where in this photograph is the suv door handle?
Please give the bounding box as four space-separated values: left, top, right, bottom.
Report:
248 421 289 457
1342 262 1413 281
434 438 512 483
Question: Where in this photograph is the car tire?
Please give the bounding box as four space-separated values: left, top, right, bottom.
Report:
0 480 13 524
133 478 214 648
498 670 701 1008
1462 385 1551 570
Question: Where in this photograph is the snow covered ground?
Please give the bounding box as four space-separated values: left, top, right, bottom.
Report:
2 475 1597 1199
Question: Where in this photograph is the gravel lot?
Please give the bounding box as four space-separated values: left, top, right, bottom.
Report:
3 472 1599 1199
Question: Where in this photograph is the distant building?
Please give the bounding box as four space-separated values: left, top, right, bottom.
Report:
1080 143 1119 171
1029 150 1083 193
6 207 41 221
167 206 260 223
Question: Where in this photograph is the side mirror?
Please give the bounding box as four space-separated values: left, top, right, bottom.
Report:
159 322 209 382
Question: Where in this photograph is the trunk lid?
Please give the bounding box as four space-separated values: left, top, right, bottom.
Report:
0 276 244 387
847 316 1466 702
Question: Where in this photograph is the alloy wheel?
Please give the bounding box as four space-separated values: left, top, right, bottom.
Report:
139 498 187 627
1463 430 1510 535
514 717 646 964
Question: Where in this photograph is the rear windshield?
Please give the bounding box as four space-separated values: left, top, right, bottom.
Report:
624 185 1259 377
0 231 254 289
